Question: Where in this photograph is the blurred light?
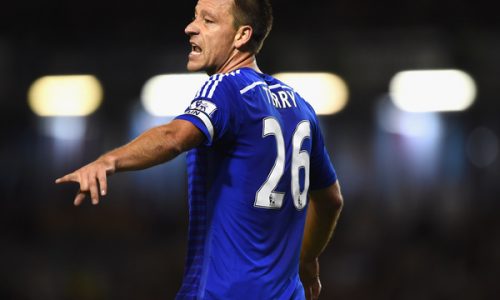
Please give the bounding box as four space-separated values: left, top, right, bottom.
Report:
389 70 477 112
466 127 499 168
129 103 173 140
273 72 349 115
28 75 103 116
141 73 208 116
40 117 87 140
376 96 442 138
376 96 443 180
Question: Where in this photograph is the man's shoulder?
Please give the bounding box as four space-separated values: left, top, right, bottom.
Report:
195 70 243 100
197 68 266 99
209 69 247 85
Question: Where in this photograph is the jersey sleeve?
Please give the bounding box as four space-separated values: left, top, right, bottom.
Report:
307 104 338 190
174 74 233 146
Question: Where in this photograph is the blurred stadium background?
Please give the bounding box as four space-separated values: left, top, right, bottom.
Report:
1 0 499 299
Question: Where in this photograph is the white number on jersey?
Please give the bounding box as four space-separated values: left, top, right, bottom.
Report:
254 118 311 210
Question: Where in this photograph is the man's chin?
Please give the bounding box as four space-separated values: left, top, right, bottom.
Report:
187 62 203 73
187 61 216 75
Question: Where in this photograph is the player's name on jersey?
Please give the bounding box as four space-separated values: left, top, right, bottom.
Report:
265 88 298 109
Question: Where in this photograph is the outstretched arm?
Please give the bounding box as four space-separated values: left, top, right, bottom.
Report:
300 181 343 300
55 119 204 206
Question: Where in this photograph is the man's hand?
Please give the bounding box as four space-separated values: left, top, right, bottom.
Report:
55 157 115 206
54 120 204 206
300 258 322 300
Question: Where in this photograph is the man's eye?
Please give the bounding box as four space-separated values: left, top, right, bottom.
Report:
204 18 214 23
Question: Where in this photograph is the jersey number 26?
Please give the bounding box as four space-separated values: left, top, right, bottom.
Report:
255 117 310 210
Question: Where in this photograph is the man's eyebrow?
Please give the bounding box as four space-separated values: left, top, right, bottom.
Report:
199 9 217 18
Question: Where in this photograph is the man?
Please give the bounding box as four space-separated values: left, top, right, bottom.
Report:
55 0 343 299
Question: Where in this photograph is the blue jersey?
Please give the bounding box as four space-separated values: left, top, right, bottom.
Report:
174 68 337 299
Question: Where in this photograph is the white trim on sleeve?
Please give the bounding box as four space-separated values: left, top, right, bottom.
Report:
185 109 214 141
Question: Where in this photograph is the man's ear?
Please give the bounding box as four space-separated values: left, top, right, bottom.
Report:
234 25 253 49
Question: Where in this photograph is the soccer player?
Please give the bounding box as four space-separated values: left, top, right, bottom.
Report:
55 0 343 299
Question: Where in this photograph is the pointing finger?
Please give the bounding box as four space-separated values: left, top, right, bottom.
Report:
55 173 77 184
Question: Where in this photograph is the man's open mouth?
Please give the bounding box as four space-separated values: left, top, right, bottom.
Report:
191 43 202 54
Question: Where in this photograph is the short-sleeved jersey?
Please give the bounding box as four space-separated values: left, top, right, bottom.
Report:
174 67 337 300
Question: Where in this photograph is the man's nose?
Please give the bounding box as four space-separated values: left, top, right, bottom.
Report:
185 20 198 36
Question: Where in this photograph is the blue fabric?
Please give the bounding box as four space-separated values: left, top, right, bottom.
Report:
174 68 337 299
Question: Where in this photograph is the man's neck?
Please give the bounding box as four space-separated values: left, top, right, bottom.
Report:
213 50 261 75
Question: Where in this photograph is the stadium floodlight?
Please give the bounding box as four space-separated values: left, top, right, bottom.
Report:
28 75 103 117
141 73 208 117
273 72 349 115
389 69 477 112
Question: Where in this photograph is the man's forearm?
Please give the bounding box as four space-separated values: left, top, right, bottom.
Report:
105 126 180 172
101 120 203 173
301 181 343 262
55 120 203 206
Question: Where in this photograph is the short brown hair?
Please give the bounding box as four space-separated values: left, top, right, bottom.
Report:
232 0 273 54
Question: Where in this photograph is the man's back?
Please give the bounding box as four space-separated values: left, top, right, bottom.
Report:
175 68 337 299
55 2 342 299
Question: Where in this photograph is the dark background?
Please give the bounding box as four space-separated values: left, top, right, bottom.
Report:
1 0 499 299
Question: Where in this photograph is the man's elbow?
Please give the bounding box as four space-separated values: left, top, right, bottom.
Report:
152 126 184 160
164 134 184 158
331 180 344 209
324 188 343 213
333 192 343 212
160 119 204 156
310 181 344 212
